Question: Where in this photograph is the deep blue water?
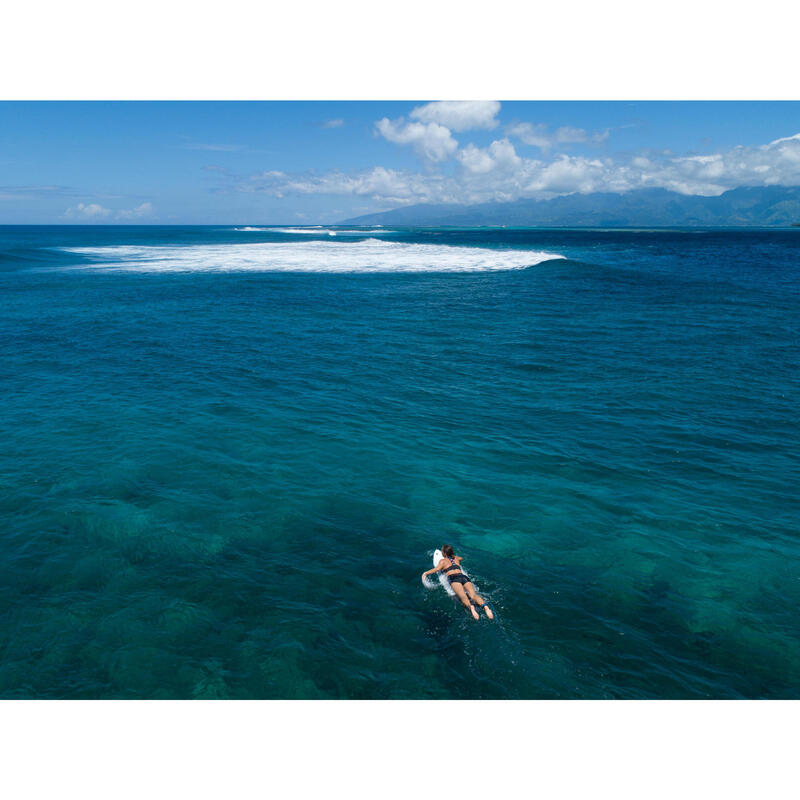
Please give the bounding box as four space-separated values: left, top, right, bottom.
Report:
1 224 798 699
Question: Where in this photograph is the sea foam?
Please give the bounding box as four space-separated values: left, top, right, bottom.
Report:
235 227 395 236
61 240 565 274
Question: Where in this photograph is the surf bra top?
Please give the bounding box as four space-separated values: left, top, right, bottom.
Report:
441 557 461 574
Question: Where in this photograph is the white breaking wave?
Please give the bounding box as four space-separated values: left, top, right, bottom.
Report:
235 227 396 236
61 240 565 274
275 228 338 236
234 226 324 233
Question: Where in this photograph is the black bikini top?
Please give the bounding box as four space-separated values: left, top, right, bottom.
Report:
441 557 461 573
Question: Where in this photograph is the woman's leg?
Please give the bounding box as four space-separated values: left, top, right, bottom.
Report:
465 583 494 620
452 583 480 620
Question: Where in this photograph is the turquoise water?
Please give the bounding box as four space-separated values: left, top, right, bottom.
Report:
1 225 798 698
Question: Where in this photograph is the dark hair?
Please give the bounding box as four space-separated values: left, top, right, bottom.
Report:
442 544 455 558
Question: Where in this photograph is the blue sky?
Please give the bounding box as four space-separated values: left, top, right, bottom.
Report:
2 101 800 223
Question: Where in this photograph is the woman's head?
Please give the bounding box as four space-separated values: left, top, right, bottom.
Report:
442 544 454 559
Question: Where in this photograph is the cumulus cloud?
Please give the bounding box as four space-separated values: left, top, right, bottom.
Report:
625 132 800 195
522 156 610 194
116 202 154 220
409 101 501 132
64 202 113 219
63 201 154 220
375 118 459 162
458 138 522 174
456 144 495 174
507 122 609 151
230 130 800 208
374 102 501 162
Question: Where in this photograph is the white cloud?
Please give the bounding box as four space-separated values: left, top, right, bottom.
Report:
522 156 609 194
409 101 501 132
63 201 154 220
768 133 800 146
64 202 113 219
322 119 344 129
505 123 551 149
458 138 522 174
555 126 608 145
507 122 609 151
231 130 800 208
374 102 500 162
457 144 495 174
375 118 459 162
244 166 453 205
116 202 154 220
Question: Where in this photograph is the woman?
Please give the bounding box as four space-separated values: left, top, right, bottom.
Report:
422 545 494 621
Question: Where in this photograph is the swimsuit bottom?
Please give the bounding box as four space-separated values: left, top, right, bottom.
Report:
446 572 470 587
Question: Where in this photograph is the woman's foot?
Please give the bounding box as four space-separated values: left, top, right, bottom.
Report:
469 604 480 621
484 605 494 620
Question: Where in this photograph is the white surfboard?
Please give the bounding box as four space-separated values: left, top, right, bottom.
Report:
430 549 469 596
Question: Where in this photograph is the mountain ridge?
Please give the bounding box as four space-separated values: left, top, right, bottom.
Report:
342 186 800 227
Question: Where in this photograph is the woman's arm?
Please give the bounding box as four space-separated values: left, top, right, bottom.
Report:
422 559 446 577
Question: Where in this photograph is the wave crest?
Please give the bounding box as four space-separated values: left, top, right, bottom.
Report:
235 227 395 236
60 240 565 274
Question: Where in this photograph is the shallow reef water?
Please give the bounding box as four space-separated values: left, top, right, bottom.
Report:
1 225 798 698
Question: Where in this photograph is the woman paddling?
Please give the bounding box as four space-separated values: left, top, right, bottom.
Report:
422 545 494 621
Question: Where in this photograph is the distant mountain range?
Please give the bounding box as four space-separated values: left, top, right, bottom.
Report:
343 186 800 227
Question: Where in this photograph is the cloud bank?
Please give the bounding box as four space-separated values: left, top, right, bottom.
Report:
224 102 800 210
237 131 800 208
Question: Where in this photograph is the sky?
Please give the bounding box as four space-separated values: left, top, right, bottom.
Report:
2 101 800 224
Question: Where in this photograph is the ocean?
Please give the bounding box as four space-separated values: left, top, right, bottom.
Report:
1 224 798 699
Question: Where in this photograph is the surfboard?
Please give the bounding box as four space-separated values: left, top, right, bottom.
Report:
430 549 469 596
